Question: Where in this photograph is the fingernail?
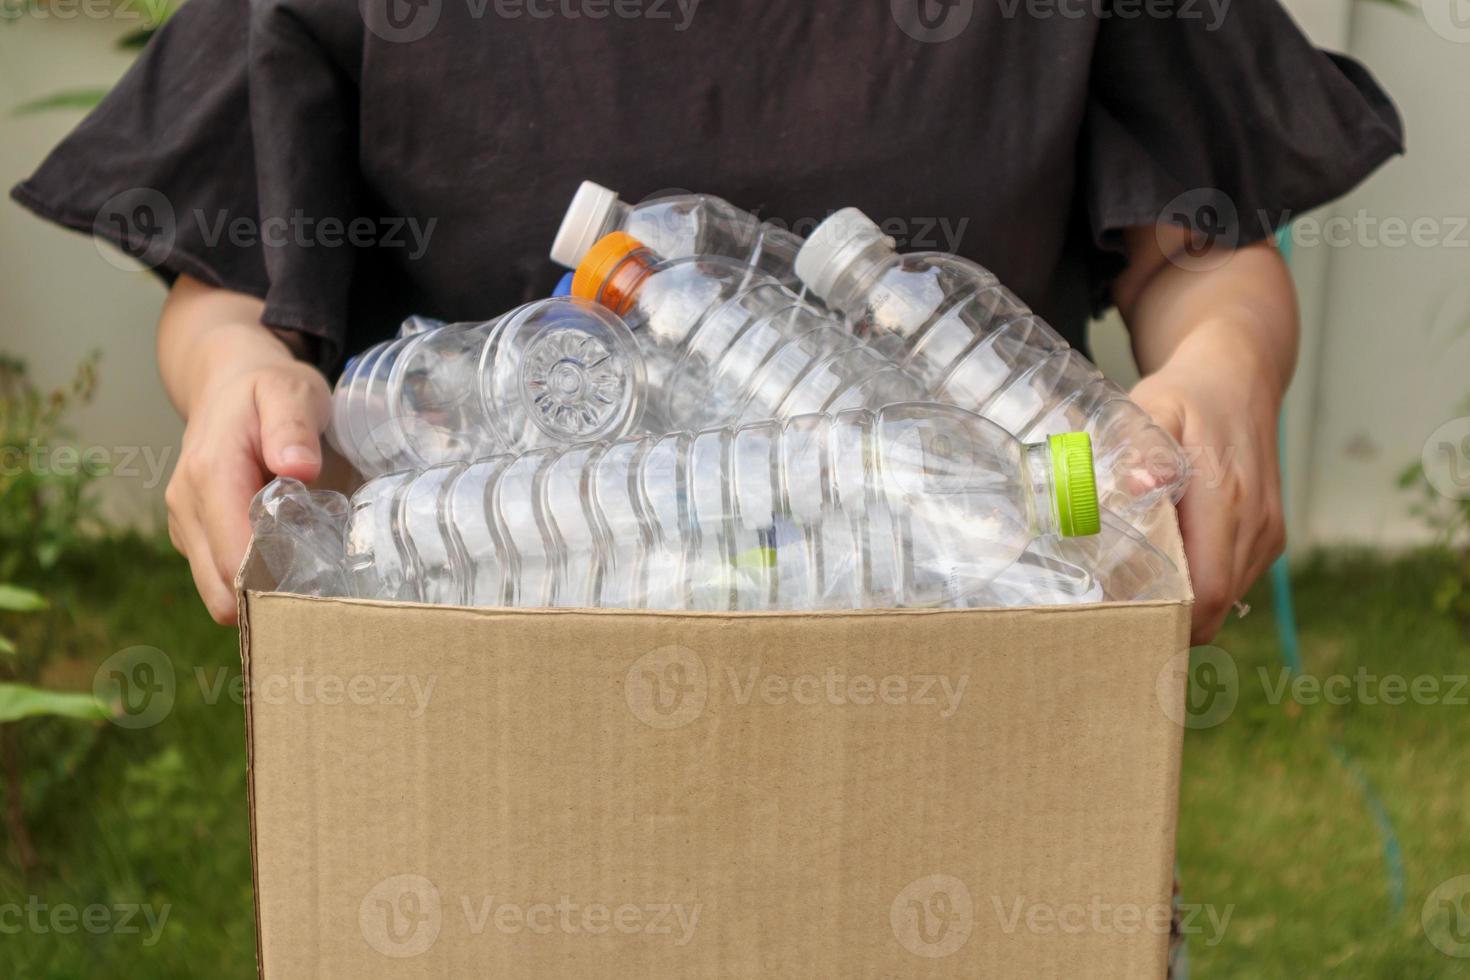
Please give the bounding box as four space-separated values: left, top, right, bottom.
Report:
280 445 318 466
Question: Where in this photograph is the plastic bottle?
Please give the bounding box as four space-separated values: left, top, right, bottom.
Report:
249 477 351 598
795 208 1190 519
327 297 646 478
551 181 805 291
961 508 1186 607
571 232 926 433
341 405 1101 611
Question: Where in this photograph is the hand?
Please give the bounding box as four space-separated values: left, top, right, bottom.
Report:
165 359 331 624
157 276 330 625
1130 338 1286 644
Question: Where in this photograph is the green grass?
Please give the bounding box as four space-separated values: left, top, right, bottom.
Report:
0 540 1466 977
1177 552 1470 978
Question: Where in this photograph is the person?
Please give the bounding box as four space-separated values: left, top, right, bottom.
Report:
12 0 1401 645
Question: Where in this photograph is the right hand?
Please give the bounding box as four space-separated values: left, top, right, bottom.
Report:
165 359 330 624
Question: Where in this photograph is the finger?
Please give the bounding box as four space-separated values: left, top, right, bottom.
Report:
171 499 239 625
1177 481 1240 646
255 370 329 483
196 448 268 598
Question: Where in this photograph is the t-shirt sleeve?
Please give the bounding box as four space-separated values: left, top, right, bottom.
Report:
246 0 367 368
1081 0 1404 310
9 0 267 300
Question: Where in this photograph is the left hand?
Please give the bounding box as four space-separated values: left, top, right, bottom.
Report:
1130 335 1286 644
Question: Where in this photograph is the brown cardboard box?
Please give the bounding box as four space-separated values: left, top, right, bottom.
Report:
236 512 1192 979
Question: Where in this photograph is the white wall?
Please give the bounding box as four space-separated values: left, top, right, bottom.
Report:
3 4 1465 549
1 15 181 532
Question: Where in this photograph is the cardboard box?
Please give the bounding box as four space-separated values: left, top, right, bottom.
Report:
237 511 1192 979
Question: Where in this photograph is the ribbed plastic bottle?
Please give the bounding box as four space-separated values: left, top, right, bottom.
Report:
795 208 1190 519
551 181 806 292
342 404 1101 611
327 297 646 478
571 232 925 433
965 509 1185 608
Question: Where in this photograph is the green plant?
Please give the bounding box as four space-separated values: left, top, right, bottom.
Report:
0 354 112 877
1399 401 1470 624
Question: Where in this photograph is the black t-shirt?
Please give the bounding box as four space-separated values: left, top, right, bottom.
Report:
12 0 1401 373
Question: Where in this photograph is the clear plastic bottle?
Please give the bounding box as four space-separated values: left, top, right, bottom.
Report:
571 232 925 433
342 405 1101 611
551 181 805 292
249 477 351 598
795 208 1190 519
327 297 646 478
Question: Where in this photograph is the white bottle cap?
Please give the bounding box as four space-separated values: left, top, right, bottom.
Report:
794 207 895 303
550 180 620 269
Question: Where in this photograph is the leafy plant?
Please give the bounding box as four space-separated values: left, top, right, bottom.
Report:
0 354 112 877
1399 399 1470 624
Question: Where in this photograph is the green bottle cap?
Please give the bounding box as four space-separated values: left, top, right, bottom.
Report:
1048 432 1101 537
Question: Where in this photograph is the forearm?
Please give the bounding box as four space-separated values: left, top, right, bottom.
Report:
1114 227 1299 398
157 274 301 418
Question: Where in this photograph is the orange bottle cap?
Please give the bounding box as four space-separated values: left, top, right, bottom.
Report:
573 231 648 305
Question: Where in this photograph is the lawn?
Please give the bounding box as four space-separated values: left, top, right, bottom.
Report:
0 539 1465 977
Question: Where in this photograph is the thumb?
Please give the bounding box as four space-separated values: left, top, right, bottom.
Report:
254 369 330 483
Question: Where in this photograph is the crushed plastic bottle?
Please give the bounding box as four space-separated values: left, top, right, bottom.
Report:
795 208 1190 519
248 478 350 598
572 232 926 432
551 181 805 292
327 297 646 478
341 404 1100 611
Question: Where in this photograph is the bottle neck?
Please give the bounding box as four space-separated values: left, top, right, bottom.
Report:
592 247 658 316
601 199 632 239
1024 442 1059 538
822 238 896 317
